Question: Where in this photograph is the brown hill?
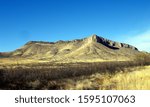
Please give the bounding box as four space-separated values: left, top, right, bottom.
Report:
0 34 140 62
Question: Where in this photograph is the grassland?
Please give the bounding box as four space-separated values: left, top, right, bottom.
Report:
61 66 150 90
0 54 150 90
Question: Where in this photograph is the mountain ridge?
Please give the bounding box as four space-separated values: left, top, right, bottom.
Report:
23 34 138 50
0 34 140 62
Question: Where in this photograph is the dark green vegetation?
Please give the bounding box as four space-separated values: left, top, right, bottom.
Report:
0 54 150 90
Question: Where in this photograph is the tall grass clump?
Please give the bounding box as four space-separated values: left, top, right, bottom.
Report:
134 53 150 66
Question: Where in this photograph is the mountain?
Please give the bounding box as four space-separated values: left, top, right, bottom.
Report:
0 34 140 62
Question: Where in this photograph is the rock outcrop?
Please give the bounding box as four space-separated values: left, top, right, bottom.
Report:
88 34 138 50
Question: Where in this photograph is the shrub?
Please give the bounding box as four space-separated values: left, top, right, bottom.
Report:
134 53 150 65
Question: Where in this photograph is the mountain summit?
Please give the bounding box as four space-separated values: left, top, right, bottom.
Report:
0 34 140 62
88 34 138 50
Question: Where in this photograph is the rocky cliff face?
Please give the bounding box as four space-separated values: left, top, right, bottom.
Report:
88 34 138 50
0 34 140 62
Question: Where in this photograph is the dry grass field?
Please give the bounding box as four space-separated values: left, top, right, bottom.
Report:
61 66 150 90
112 66 150 90
0 53 150 90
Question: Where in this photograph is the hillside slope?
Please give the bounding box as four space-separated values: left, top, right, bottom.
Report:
0 34 140 62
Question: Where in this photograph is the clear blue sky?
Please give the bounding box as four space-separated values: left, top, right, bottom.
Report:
0 0 150 52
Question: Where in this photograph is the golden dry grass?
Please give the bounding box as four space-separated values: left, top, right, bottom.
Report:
0 57 150 90
111 66 150 90
62 66 150 90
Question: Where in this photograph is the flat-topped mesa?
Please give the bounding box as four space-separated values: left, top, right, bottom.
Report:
87 34 138 50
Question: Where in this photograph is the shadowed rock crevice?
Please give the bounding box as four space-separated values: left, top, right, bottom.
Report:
89 34 138 50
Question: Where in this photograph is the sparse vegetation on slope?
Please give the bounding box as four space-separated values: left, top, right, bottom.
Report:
0 35 140 62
